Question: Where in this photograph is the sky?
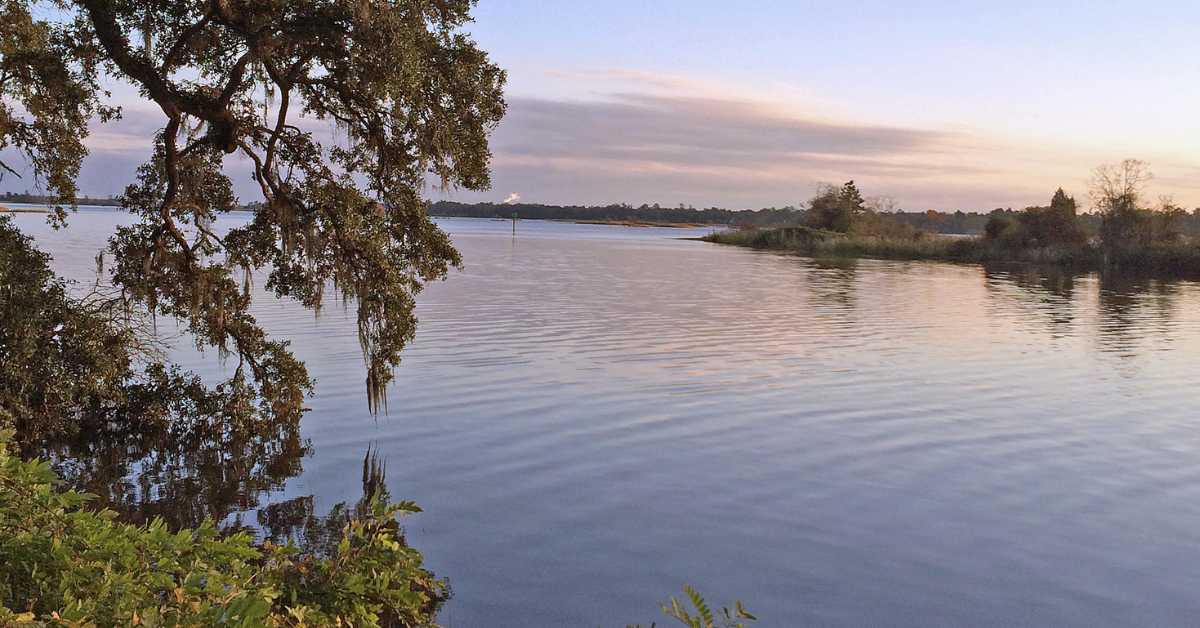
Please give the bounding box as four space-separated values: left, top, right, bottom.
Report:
4 0 1200 211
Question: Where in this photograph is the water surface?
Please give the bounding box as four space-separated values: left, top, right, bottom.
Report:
13 208 1200 627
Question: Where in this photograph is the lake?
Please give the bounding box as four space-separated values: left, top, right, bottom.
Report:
12 207 1200 627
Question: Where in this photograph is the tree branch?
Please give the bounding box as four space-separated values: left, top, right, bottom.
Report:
160 9 214 72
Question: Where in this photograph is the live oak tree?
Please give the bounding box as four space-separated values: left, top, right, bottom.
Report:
0 0 506 441
1 6 761 625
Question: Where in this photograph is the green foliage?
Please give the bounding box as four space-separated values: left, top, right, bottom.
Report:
0 0 511 532
984 211 1019 242
2 8 501 623
626 586 757 628
1086 160 1200 267
0 0 118 221
983 189 1087 250
806 181 866 233
1 215 313 530
2 0 507 423
1024 190 1087 247
0 430 445 627
796 180 920 239
0 215 131 437
1050 188 1076 213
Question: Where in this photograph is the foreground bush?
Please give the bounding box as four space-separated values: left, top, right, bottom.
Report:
0 430 446 627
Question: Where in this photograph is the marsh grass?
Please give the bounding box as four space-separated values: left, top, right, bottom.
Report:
702 226 1200 277
702 227 976 261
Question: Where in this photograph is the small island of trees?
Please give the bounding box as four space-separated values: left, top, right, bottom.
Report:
704 160 1200 276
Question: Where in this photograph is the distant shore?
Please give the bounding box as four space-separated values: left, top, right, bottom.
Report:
571 219 709 228
0 203 710 229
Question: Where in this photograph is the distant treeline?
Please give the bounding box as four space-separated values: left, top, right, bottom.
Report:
1 191 122 207
432 200 995 229
430 200 1200 235
889 207 1200 237
428 200 804 227
14 193 1200 237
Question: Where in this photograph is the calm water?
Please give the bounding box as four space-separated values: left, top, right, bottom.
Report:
13 207 1200 626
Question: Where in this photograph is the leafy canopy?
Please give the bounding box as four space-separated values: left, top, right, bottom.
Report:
0 0 507 428
806 180 866 233
0 0 117 218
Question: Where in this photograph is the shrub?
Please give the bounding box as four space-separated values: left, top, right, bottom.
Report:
1019 206 1087 248
983 191 1087 250
848 210 922 240
0 430 446 627
806 181 866 233
983 211 1019 243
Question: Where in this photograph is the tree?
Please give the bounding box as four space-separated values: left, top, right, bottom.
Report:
983 211 1019 243
1027 188 1086 247
0 1 507 436
1090 159 1153 253
1049 187 1076 214
1090 159 1150 214
807 180 866 232
838 180 865 209
0 1 117 218
982 189 1086 249
1151 195 1187 243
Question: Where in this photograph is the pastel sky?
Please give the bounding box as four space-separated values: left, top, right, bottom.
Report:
4 0 1200 211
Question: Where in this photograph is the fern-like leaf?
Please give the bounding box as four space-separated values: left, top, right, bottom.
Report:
684 585 715 627
735 600 756 621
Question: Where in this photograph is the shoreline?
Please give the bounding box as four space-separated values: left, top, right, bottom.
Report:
701 226 1200 279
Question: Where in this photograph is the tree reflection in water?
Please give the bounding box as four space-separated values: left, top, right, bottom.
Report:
253 446 403 558
1095 272 1183 358
33 403 394 550
983 263 1079 334
984 263 1187 361
38 408 308 530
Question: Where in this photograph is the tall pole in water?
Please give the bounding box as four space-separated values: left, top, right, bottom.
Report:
512 210 518 235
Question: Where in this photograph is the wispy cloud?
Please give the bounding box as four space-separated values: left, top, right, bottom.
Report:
502 93 954 162
449 68 1200 210
470 89 1039 209
7 68 1198 211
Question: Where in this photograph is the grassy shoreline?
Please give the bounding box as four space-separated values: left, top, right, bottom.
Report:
701 225 1200 277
